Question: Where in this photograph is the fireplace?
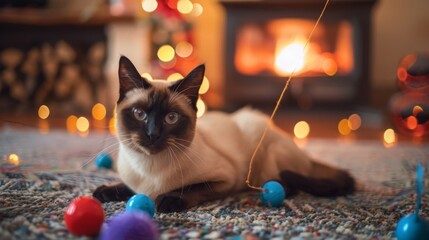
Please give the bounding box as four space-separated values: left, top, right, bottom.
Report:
221 0 377 109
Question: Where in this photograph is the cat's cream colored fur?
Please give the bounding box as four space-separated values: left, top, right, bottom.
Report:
116 81 313 204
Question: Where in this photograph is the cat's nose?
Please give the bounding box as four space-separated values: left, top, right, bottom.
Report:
146 127 161 143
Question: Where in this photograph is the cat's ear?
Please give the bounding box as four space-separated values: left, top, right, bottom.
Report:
170 64 205 109
118 56 151 102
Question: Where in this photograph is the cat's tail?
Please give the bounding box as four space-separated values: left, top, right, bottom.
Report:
280 161 355 197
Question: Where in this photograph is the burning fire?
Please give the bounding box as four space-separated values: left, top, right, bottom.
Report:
274 41 306 75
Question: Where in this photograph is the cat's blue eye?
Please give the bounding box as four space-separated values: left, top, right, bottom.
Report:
165 112 180 124
132 107 147 121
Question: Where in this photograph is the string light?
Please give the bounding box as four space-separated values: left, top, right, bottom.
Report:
199 76 210 94
92 103 106 121
191 3 203 16
384 128 397 146
157 45 175 62
177 0 193 14
66 115 78 133
109 117 117 136
8 153 20 166
76 117 90 133
294 121 310 139
322 58 338 76
175 41 193 58
196 98 206 118
167 73 183 82
38 105 50 119
141 0 158 13
347 113 361 131
141 73 153 81
338 118 351 135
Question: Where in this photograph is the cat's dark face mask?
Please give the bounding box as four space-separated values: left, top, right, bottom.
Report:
116 56 204 155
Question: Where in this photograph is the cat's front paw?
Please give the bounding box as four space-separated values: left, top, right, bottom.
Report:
155 193 186 213
93 184 134 203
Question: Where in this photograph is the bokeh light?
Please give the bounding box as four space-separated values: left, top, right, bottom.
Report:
323 58 338 76
384 128 397 145
175 41 193 58
294 121 310 139
177 0 193 14
191 3 203 16
348 113 362 131
38 105 50 119
167 73 183 82
67 115 78 133
76 117 90 132
196 98 206 118
141 73 153 81
8 153 20 166
141 0 158 13
338 119 351 135
157 45 175 62
92 103 106 121
199 76 210 94
405 116 418 130
412 105 423 116
109 117 117 136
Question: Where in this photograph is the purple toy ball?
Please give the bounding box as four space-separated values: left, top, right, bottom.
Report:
99 212 159 240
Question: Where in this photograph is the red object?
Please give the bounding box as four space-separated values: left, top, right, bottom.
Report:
64 196 105 236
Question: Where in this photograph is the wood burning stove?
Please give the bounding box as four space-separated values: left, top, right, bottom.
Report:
221 0 377 109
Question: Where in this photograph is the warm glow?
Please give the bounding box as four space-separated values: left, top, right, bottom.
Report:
141 73 153 81
8 153 20 166
413 105 423 116
323 58 338 76
405 116 418 130
196 98 206 118
141 0 158 13
157 45 175 62
39 120 49 134
294 121 310 139
348 114 362 131
274 41 305 75
175 41 193 58
177 0 193 14
191 3 203 16
66 115 78 133
38 105 50 119
76 117 90 132
199 76 210 94
384 128 397 145
397 67 407 82
167 73 183 82
92 103 106 121
338 119 351 135
109 117 117 136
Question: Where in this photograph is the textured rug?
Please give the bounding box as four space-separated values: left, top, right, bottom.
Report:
0 127 428 239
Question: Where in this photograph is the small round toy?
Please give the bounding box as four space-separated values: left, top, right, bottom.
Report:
395 163 429 240
64 196 105 236
395 213 429 240
126 194 155 217
99 211 159 240
96 153 113 169
259 181 286 207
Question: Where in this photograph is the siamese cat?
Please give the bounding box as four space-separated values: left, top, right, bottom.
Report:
93 56 354 212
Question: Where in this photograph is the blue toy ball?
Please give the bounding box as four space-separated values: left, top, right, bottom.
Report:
99 211 159 240
395 213 429 240
259 181 286 207
96 153 113 169
126 194 155 217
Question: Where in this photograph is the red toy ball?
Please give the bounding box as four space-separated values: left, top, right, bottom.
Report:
64 196 105 236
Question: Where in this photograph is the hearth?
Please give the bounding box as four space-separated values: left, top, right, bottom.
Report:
221 0 377 109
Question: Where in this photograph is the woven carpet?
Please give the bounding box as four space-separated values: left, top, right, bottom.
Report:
0 127 428 239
